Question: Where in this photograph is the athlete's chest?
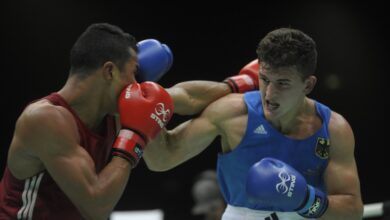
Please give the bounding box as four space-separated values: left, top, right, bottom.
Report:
221 113 323 153
280 115 323 140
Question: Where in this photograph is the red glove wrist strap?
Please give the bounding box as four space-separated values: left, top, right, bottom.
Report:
112 129 146 167
224 75 256 93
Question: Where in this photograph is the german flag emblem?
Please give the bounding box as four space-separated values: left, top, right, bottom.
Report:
315 137 330 159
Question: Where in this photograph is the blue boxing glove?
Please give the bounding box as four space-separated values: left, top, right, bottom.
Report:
137 39 173 82
246 157 328 218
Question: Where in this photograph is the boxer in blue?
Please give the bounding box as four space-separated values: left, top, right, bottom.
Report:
144 27 363 219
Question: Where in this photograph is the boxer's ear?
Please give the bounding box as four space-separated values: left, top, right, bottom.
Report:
304 75 317 95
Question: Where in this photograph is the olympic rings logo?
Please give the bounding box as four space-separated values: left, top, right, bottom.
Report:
275 171 291 194
154 103 171 122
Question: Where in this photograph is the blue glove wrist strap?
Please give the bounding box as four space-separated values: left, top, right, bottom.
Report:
298 185 329 218
298 185 316 214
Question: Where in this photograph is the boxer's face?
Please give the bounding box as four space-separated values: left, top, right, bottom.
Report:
107 48 138 114
119 48 138 87
259 63 309 121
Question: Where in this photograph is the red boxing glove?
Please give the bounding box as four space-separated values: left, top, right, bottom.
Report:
224 59 260 93
112 82 174 167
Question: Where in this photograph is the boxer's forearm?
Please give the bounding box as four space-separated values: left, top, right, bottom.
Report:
319 194 363 220
167 81 231 115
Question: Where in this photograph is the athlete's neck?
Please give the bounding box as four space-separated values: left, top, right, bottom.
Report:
57 74 109 132
268 98 313 135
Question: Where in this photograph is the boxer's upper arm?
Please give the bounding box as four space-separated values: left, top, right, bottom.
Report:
21 106 95 188
323 112 363 217
16 104 115 219
324 112 360 196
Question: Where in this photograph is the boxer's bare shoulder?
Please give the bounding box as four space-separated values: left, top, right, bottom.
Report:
8 100 78 179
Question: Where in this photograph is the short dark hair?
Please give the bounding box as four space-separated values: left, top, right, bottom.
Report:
257 28 317 78
70 23 137 76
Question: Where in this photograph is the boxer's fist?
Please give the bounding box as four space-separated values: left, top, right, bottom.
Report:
137 39 173 82
246 157 328 218
112 82 174 167
224 59 259 93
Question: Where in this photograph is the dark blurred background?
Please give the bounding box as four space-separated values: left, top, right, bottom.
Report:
0 1 386 219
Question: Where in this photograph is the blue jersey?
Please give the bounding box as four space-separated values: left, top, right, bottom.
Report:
217 91 331 211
